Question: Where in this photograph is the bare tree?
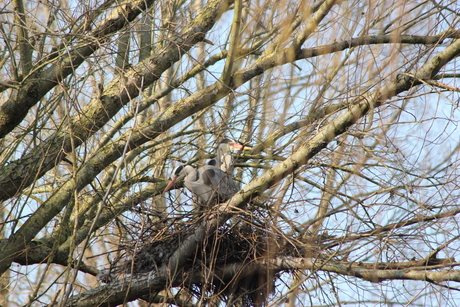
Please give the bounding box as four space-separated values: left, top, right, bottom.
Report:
1 0 460 306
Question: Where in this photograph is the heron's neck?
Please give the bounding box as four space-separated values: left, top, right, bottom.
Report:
183 165 198 181
220 153 234 173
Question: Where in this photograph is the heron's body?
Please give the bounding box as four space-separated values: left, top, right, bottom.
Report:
164 139 251 210
197 165 239 204
164 164 238 209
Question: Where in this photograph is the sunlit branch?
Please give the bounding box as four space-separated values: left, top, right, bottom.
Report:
329 207 460 247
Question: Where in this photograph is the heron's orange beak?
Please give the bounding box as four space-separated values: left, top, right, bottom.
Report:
231 143 252 151
164 176 178 193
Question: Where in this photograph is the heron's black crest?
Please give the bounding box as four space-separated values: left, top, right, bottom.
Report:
219 138 232 144
173 165 184 176
208 159 217 166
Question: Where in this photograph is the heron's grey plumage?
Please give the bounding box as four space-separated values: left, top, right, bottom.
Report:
198 165 239 204
164 139 251 210
164 164 238 209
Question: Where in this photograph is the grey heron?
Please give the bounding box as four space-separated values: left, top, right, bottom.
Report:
164 164 239 210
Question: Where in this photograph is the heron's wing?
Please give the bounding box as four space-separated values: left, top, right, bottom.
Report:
202 166 238 202
202 168 216 186
219 175 239 199
183 169 213 206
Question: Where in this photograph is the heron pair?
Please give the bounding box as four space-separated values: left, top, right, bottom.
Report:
164 139 251 210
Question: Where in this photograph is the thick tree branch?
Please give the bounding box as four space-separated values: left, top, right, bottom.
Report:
329 207 460 247
268 256 460 283
65 255 460 306
3 239 99 276
297 31 460 60
12 0 32 76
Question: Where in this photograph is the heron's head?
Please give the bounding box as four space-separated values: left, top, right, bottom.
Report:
172 165 185 177
164 165 187 193
217 138 252 154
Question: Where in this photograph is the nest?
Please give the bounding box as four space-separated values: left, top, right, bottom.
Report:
100 212 322 306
